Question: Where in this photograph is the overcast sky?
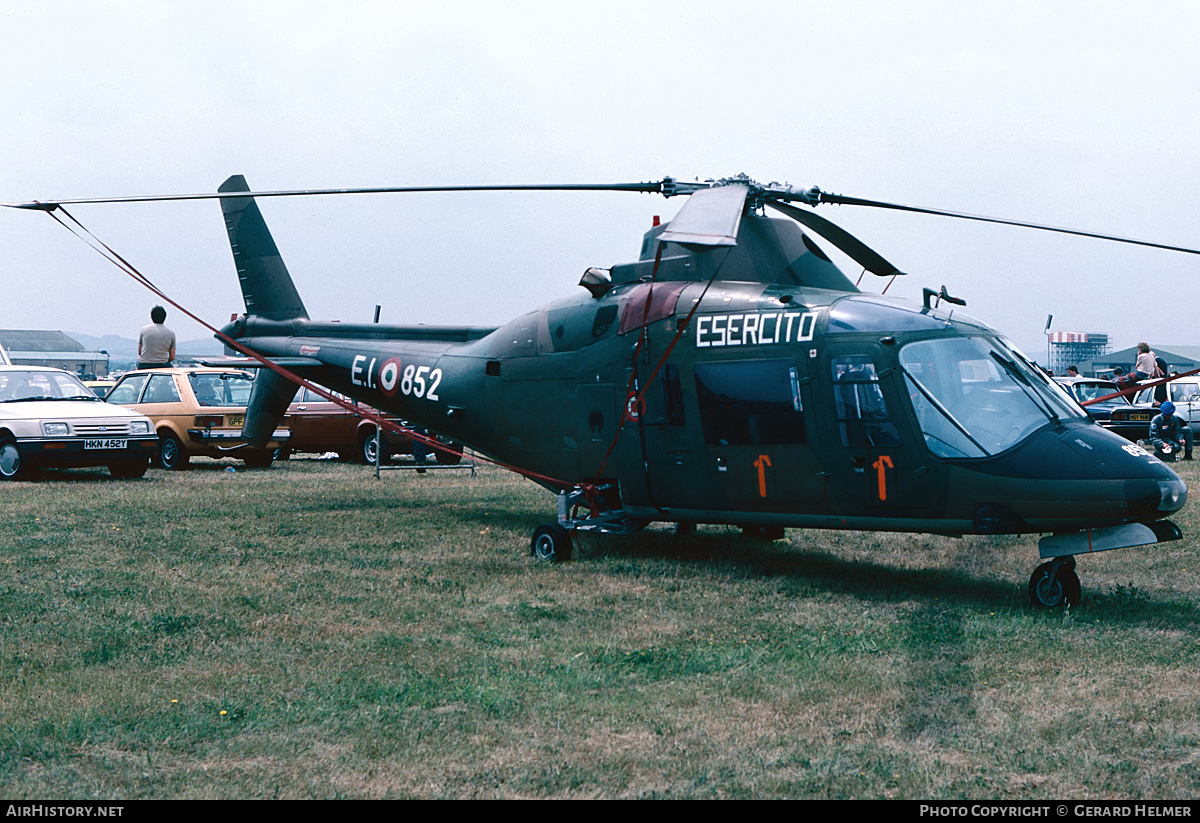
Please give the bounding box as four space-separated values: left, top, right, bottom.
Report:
2 1 1198 359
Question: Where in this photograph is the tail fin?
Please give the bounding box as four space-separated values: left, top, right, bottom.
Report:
219 175 309 321
219 175 305 446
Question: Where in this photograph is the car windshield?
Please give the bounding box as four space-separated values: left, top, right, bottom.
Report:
1071 381 1129 405
0 370 97 402
900 336 1085 458
188 372 254 407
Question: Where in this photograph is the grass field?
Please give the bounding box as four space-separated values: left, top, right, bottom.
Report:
2 456 1199 799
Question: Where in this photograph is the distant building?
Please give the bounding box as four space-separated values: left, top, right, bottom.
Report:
1048 332 1110 376
1086 345 1200 378
0 330 109 378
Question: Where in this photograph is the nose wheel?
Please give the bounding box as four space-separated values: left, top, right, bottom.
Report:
1029 556 1081 608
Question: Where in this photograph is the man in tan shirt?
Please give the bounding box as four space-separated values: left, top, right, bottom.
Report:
138 305 176 369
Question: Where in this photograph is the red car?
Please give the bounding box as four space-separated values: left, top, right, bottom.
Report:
279 384 463 464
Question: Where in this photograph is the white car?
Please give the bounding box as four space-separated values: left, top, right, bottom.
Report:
0 366 158 480
1134 380 1200 426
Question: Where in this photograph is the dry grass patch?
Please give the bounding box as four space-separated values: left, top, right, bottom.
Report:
2 459 1200 797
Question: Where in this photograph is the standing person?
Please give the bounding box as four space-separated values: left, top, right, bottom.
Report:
1066 365 1080 377
138 305 176 369
1154 355 1171 404
1134 342 1160 381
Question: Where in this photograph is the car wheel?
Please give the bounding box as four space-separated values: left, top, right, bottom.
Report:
109 458 149 479
157 432 190 470
242 450 274 469
0 437 34 480
362 433 380 465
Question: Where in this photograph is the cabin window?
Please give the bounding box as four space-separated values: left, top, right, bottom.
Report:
831 356 900 447
694 360 805 445
592 305 618 338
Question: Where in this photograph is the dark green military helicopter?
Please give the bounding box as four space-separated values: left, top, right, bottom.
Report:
12 174 1198 606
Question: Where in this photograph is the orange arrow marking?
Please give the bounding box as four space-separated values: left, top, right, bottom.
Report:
872 454 894 501
754 454 772 498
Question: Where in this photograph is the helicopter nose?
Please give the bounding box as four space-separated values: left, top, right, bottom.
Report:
1155 474 1189 515
1058 425 1187 517
971 422 1188 533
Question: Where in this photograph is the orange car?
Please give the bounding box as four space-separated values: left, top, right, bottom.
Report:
106 367 287 469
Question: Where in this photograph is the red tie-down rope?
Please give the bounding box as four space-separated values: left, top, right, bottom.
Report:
581 242 731 516
37 204 576 489
1078 367 1200 407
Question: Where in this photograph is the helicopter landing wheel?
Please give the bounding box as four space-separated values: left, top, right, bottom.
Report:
1029 558 1081 608
531 523 573 563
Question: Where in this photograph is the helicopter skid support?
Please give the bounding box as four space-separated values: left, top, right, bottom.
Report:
1038 520 1182 559
556 486 643 535
531 486 638 564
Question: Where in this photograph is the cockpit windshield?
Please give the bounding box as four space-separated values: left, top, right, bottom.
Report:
900 336 1085 458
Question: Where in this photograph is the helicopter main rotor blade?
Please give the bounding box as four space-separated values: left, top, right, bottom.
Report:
658 184 748 247
2 180 669 211
766 200 903 277
816 192 1200 256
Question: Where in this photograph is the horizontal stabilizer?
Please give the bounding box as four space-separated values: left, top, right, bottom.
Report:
199 356 324 369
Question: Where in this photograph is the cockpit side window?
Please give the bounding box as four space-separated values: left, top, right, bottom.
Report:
831 356 900 447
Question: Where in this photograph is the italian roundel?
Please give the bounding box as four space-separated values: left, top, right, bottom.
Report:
379 358 403 396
